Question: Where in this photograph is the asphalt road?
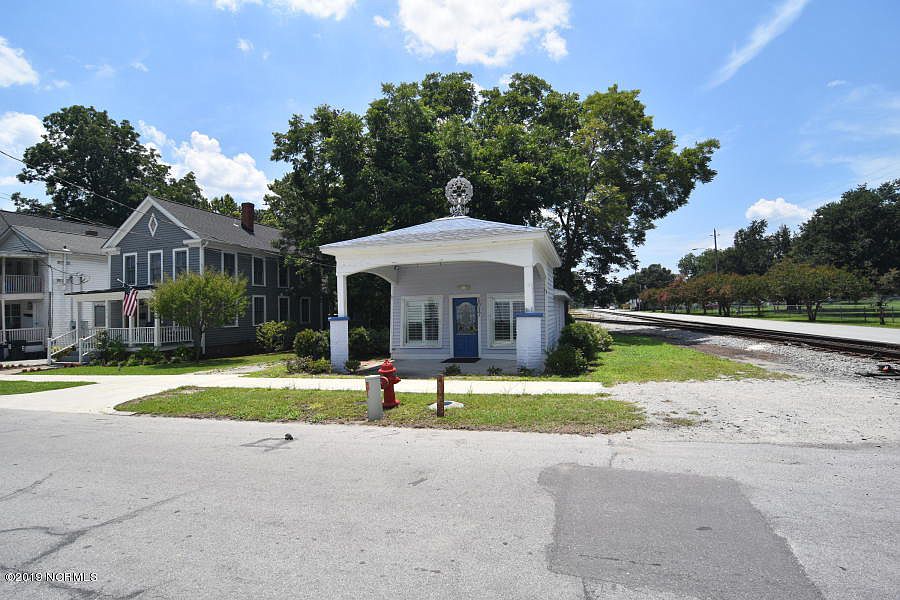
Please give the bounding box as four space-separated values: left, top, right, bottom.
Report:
0 409 897 599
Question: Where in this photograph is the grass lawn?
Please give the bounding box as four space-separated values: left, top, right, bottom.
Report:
115 387 645 434
242 334 776 385
30 353 294 376
0 380 94 395
542 334 779 385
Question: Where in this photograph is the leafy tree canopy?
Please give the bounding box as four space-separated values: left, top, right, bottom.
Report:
267 72 719 294
793 180 899 278
16 105 207 226
150 271 249 359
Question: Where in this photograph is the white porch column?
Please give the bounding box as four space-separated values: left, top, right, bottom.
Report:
153 311 161 347
336 272 348 316
329 317 349 371
515 313 544 372
1 297 5 348
330 270 350 371
128 314 135 347
523 265 535 311
518 264 543 371
104 300 110 328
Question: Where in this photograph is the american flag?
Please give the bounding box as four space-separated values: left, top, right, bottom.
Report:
123 287 139 318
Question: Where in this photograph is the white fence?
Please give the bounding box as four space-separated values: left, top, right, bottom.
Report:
4 275 42 293
84 326 192 347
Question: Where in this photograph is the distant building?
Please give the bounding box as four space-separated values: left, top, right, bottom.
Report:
63 195 323 359
0 211 114 359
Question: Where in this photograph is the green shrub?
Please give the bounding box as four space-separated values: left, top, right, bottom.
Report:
348 326 390 359
544 345 589 376
293 329 328 359
124 355 140 367
256 320 289 352
173 345 194 362
95 330 127 363
368 328 389 356
486 365 503 376
135 346 163 365
559 322 612 360
443 364 462 376
285 356 332 374
517 366 535 377
348 327 371 359
344 359 361 372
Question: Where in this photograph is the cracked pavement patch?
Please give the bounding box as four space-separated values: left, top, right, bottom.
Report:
541 463 823 600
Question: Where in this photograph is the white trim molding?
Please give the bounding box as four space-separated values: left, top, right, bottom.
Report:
147 250 163 285
172 248 189 280
122 252 138 287
252 256 266 287
103 196 200 249
251 294 266 326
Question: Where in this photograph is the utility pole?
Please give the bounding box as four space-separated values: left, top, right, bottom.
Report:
713 228 719 274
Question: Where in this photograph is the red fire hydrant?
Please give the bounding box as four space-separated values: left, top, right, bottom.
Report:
378 359 401 409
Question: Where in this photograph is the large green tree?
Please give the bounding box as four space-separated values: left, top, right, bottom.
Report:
16 105 206 225
793 180 899 278
268 72 718 310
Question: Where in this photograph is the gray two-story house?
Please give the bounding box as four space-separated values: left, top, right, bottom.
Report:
66 195 323 356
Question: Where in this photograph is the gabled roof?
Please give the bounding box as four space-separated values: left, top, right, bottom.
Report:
0 210 116 238
11 226 109 254
104 196 282 254
0 211 114 256
320 216 547 250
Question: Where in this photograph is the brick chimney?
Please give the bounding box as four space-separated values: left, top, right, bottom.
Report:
241 202 254 233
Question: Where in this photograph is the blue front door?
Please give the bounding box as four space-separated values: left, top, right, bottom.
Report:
452 297 478 358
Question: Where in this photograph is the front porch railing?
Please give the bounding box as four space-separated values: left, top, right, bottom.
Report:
82 326 192 347
3 275 42 294
4 327 46 343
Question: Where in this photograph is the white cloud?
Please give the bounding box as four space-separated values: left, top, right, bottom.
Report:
826 79 847 88
498 73 513 87
138 122 270 203
41 79 69 91
0 112 46 195
215 0 260 10
397 0 570 66
0 37 39 87
237 38 254 53
131 61 149 72
215 0 355 19
85 63 116 78
708 0 809 88
541 30 567 60
373 15 391 28
745 197 812 222
0 112 46 155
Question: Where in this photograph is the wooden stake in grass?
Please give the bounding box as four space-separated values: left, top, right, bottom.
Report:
436 374 445 417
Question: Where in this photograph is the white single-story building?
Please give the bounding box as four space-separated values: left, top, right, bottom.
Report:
319 177 570 372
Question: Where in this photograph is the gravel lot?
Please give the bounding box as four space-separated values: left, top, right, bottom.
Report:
595 317 899 445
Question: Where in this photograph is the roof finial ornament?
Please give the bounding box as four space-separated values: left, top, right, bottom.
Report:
445 174 473 217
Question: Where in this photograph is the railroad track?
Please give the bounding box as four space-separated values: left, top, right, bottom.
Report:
573 310 900 361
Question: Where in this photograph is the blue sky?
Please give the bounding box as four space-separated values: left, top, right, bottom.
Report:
2 0 898 274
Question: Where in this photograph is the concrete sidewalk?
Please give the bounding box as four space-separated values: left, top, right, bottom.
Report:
0 372 608 414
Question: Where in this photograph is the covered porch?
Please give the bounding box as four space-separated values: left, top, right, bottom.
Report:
52 288 192 362
320 214 568 373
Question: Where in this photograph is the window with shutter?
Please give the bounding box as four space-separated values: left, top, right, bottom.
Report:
491 296 525 346
403 297 441 346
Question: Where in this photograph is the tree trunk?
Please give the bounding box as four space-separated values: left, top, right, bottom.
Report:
193 327 204 362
